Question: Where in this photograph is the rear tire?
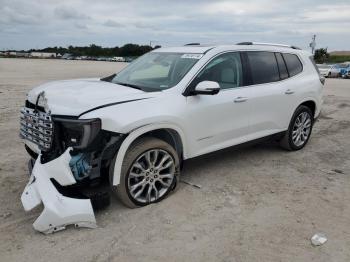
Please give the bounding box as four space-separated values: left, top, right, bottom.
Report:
280 105 314 151
110 137 180 208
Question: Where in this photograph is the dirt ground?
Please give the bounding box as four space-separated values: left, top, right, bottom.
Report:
0 58 349 262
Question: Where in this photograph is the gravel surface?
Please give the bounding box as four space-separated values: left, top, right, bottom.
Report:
0 58 349 262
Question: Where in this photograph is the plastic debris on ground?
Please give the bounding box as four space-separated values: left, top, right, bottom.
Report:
311 233 327 246
181 179 202 189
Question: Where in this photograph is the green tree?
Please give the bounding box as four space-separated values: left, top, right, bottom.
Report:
314 48 329 63
25 43 155 58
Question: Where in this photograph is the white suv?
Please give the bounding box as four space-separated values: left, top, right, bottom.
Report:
20 42 323 233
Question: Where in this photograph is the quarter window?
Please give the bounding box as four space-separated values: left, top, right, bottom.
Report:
192 52 243 89
275 53 289 80
283 53 303 77
247 51 280 85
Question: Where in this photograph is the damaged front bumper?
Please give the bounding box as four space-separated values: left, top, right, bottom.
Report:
21 148 96 234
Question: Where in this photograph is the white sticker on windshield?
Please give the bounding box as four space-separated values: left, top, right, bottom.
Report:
181 54 203 59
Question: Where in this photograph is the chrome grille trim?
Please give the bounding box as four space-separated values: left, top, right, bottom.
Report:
20 107 53 151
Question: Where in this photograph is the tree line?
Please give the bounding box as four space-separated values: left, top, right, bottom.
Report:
28 43 161 57
314 48 350 64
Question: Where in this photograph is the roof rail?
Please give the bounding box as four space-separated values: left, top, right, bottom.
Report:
236 42 253 45
236 42 301 50
184 43 201 46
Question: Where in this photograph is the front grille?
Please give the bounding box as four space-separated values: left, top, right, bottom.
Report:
20 107 54 151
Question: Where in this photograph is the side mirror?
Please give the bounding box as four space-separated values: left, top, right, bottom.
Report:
193 81 220 95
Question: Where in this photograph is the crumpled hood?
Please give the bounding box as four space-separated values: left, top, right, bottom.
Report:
27 78 152 116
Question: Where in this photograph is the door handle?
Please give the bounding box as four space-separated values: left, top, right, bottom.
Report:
234 97 248 103
285 89 294 95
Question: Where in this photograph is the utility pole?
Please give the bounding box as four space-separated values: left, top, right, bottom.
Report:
309 35 316 54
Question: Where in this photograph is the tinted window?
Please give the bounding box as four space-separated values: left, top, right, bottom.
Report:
275 53 289 80
283 53 303 77
193 52 243 89
247 51 279 84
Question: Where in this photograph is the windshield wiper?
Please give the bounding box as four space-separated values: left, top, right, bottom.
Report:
114 81 143 90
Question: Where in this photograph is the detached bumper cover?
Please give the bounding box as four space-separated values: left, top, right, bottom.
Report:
21 148 96 234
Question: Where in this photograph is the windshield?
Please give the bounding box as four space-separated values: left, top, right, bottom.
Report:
111 52 201 92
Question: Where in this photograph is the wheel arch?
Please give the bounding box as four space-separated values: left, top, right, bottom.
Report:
111 123 187 186
285 99 318 131
300 100 316 117
138 128 184 161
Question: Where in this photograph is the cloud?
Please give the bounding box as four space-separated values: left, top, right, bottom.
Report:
302 4 350 23
132 21 157 30
0 5 42 26
0 0 349 50
54 6 90 20
74 21 88 30
103 19 123 27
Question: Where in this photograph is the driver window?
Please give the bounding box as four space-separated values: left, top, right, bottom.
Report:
193 52 243 89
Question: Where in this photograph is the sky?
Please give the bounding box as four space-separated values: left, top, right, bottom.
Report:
0 0 349 51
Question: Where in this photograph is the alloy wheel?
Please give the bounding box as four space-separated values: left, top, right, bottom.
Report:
127 149 175 203
292 112 312 147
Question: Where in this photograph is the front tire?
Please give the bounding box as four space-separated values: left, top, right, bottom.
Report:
280 105 314 151
110 137 180 208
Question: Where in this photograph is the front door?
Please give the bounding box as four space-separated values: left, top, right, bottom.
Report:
184 52 252 157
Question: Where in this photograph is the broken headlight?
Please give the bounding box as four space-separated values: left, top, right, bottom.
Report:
54 118 101 149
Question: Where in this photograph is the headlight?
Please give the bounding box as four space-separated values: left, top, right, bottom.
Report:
53 117 101 149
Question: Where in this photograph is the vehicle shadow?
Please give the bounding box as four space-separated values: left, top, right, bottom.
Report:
181 137 283 181
104 137 284 213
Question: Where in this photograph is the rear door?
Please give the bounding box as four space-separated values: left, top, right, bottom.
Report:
244 51 299 139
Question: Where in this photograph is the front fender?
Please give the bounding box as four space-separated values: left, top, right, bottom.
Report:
111 123 187 186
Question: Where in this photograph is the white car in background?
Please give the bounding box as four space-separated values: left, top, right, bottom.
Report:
112 56 125 62
317 64 331 77
20 42 323 233
317 64 341 78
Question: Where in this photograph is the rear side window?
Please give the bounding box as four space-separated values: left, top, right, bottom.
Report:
275 53 289 80
247 51 279 85
283 53 303 77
